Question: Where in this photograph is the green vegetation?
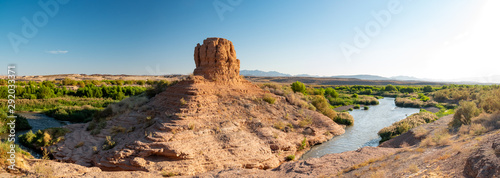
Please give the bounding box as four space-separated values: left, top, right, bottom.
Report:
378 111 438 143
102 136 116 150
44 105 100 123
19 128 70 152
263 93 276 104
334 112 354 125
291 81 306 94
286 155 295 161
449 101 481 128
0 140 32 169
298 137 307 151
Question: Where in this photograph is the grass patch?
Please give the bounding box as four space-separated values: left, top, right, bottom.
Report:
286 155 295 161
263 93 276 104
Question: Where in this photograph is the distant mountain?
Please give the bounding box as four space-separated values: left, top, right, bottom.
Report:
240 70 291 77
330 75 390 81
390 76 421 81
240 70 433 82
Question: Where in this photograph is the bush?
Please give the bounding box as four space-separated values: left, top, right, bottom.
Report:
378 112 438 143
102 136 116 150
364 106 369 110
449 101 481 128
423 85 433 92
353 104 360 109
334 112 354 126
263 94 276 104
286 155 295 161
291 81 306 94
19 128 70 152
311 95 337 119
385 84 397 92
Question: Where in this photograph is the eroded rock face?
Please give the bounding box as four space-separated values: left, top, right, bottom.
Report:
194 38 240 83
49 38 345 176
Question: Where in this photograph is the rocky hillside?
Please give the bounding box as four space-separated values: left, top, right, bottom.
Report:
40 38 345 176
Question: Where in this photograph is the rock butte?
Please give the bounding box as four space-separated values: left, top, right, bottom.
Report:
49 38 344 175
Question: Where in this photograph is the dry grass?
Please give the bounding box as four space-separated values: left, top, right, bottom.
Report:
274 121 286 130
369 170 386 178
407 164 419 173
34 163 56 178
111 126 126 134
438 153 451 160
413 127 429 138
298 118 312 128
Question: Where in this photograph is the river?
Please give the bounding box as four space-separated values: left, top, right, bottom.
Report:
301 97 419 159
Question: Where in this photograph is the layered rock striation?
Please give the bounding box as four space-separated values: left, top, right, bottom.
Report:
194 38 241 83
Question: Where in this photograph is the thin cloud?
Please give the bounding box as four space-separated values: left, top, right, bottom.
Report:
46 50 68 54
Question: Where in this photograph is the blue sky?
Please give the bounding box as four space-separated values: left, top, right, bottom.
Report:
1 0 499 82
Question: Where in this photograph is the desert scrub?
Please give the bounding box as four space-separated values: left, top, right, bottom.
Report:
102 136 116 150
378 112 438 143
274 121 286 130
449 101 481 128
298 137 307 151
111 126 126 134
298 118 312 128
420 129 451 147
0 140 32 169
286 155 295 161
180 98 187 105
44 105 100 123
394 97 437 108
263 93 276 104
334 112 354 126
19 128 70 152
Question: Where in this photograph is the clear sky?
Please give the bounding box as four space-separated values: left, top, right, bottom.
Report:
1 0 499 82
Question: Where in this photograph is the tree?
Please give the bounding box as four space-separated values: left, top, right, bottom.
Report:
423 85 433 92
291 81 306 94
325 88 339 98
385 84 397 92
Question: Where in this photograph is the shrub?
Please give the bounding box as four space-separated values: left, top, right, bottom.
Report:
111 126 126 134
298 118 312 128
378 112 438 143
298 137 307 150
385 84 397 92
423 85 433 92
274 121 285 130
364 106 369 110
19 128 70 152
291 81 306 94
449 101 481 128
263 93 276 104
102 136 116 150
353 104 360 109
334 112 354 126
286 155 295 161
311 95 337 119
180 98 187 105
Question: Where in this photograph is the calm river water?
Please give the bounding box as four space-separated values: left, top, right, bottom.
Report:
301 97 419 159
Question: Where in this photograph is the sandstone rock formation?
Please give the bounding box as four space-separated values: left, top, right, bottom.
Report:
48 38 344 176
194 38 240 83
